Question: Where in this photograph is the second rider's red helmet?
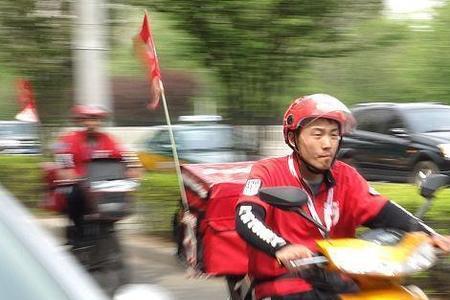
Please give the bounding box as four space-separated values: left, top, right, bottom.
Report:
283 94 356 149
71 104 109 119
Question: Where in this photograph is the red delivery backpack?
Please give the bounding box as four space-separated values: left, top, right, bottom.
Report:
174 161 254 276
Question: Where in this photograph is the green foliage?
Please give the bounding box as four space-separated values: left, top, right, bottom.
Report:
135 174 450 235
136 171 180 234
299 19 426 105
0 155 44 208
421 1 450 102
300 1 450 107
371 182 450 233
0 0 73 123
3 1 450 125
108 7 221 109
127 0 385 124
0 68 18 119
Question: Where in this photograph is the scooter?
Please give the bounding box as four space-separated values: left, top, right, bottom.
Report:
254 174 449 300
43 158 140 295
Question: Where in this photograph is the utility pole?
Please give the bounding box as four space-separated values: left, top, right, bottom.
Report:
72 0 112 115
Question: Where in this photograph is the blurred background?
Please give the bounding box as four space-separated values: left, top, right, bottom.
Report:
2 0 450 125
0 0 450 298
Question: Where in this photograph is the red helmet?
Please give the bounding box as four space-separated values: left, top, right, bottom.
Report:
283 94 356 147
71 104 109 119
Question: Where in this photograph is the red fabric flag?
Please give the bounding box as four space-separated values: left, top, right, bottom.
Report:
15 79 39 123
135 13 162 110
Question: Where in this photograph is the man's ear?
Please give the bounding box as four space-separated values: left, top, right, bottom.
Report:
287 131 297 149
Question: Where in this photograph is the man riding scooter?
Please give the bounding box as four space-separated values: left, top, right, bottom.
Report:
54 105 141 241
51 104 141 294
53 104 141 242
235 94 450 300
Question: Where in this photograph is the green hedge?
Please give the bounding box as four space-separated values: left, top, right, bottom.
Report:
0 156 181 231
136 175 450 234
0 155 45 208
136 171 181 234
371 182 450 234
1 155 448 235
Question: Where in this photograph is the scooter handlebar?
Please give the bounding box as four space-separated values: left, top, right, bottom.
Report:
287 255 328 270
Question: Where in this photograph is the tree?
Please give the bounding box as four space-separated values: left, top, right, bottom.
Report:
421 1 450 102
0 0 72 123
125 0 384 124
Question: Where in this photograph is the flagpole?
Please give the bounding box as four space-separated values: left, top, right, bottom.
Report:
158 79 190 212
139 10 189 211
140 10 198 273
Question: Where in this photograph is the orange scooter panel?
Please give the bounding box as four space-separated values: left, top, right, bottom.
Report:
340 286 425 300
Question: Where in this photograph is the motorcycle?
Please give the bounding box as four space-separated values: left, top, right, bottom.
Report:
253 174 449 300
42 158 140 295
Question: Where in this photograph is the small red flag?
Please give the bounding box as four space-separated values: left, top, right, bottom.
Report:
15 79 39 123
135 13 162 110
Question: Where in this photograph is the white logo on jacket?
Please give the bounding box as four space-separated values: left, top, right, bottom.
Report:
243 179 261 196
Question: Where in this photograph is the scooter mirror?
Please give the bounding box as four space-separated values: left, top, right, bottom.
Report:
420 174 450 199
258 187 308 209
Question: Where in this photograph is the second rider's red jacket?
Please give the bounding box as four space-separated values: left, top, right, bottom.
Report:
54 129 123 176
236 154 388 299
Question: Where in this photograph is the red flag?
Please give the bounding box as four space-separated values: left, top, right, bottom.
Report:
135 13 162 110
15 79 39 123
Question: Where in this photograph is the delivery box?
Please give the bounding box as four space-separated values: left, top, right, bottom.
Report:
175 161 254 276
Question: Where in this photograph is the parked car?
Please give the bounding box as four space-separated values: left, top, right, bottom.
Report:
0 120 40 154
0 184 170 300
138 116 251 171
338 102 450 184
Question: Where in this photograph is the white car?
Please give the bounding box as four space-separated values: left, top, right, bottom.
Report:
0 185 170 300
0 121 40 154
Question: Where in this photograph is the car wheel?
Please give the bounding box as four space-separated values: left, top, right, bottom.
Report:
412 161 439 186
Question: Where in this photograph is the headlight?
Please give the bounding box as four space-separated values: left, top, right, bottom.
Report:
402 242 436 274
329 241 436 276
438 143 450 159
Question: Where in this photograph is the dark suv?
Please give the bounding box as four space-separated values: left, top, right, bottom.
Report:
338 102 450 184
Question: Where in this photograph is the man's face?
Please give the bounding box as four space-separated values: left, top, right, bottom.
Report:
80 117 102 133
296 118 341 171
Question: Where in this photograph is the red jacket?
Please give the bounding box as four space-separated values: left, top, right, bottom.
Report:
54 129 123 176
237 154 387 299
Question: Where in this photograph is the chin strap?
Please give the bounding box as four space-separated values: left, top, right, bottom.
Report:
290 136 326 174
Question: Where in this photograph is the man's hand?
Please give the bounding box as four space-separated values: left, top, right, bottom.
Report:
275 244 313 268
431 234 450 253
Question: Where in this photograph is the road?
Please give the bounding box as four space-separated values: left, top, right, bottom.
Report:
38 216 229 300
120 233 229 299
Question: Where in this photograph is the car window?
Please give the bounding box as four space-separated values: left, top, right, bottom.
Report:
381 109 406 134
403 108 450 133
176 128 234 150
354 109 386 133
0 219 70 300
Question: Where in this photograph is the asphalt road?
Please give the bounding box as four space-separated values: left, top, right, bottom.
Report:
38 216 229 300
121 233 229 300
